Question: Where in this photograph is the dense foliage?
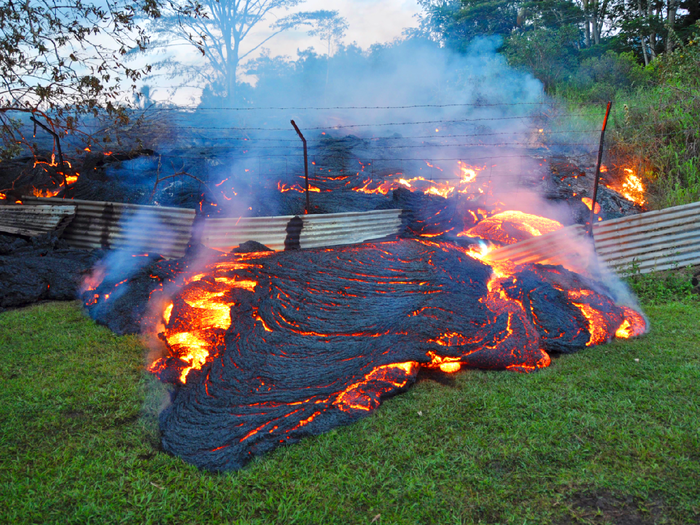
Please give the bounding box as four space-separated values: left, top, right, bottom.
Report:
417 0 700 209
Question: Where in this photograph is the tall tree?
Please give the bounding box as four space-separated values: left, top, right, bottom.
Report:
144 0 344 105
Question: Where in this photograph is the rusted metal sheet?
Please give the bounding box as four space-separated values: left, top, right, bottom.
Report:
0 204 76 237
593 201 700 273
486 201 700 275
201 209 404 252
22 197 196 258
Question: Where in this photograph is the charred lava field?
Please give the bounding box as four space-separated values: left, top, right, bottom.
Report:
0 129 649 472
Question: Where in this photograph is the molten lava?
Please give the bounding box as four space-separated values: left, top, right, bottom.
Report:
70 152 649 472
144 232 645 471
31 154 80 197
581 197 601 214
351 163 484 199
462 210 563 245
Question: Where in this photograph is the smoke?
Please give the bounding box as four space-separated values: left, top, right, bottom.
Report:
80 208 179 310
95 34 640 314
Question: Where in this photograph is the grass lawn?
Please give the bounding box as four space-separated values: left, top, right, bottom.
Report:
1 298 699 524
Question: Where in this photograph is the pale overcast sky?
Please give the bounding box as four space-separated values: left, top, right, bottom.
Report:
270 0 421 55
150 0 422 103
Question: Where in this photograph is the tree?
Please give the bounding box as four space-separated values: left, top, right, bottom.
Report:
417 0 521 51
303 11 348 57
0 0 170 160
144 0 346 105
417 0 583 51
505 25 582 90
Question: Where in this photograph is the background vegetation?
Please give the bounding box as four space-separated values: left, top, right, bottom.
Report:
418 0 700 209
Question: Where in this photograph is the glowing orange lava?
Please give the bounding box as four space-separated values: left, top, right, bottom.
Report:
148 256 272 383
463 210 563 245
616 307 646 338
351 163 484 199
335 361 419 412
31 153 80 195
581 197 601 214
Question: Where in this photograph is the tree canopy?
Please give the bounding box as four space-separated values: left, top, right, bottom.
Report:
141 0 347 105
0 0 181 158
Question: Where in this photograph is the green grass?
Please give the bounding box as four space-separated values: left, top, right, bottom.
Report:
1 300 699 524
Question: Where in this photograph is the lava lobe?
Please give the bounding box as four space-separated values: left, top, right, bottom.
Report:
151 239 644 471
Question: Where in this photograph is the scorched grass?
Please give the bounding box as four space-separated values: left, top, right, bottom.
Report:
1 299 699 524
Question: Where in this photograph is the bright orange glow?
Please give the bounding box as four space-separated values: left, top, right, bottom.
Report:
81 267 106 293
335 361 419 412
163 303 174 324
457 161 478 184
426 351 463 371
463 210 563 245
148 256 266 383
351 164 483 200
32 187 61 198
439 362 461 373
0 192 6 200
569 295 609 346
606 167 646 206
581 197 601 214
620 168 646 206
616 307 646 338
278 182 322 193
615 320 631 338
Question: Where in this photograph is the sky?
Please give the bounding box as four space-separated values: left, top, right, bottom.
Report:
148 0 422 104
269 0 421 55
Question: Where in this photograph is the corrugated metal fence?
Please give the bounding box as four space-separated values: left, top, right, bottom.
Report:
0 204 76 237
19 198 403 257
201 209 404 252
593 200 700 273
23 197 196 259
14 196 700 273
487 200 700 275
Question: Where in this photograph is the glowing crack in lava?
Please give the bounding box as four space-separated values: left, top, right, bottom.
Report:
148 238 645 472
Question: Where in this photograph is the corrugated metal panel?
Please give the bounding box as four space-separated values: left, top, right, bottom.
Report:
593 201 700 273
0 204 76 237
484 201 700 275
201 209 404 252
22 197 196 258
484 224 591 273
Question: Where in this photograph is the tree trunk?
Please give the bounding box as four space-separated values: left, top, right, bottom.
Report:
648 2 657 59
666 0 678 53
592 12 600 44
638 0 650 65
227 39 240 105
584 12 591 47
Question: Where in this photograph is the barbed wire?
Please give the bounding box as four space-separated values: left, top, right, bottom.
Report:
150 101 555 111
163 114 595 132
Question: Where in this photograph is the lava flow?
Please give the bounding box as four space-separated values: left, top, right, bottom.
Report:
146 228 645 471
31 154 80 197
70 155 648 472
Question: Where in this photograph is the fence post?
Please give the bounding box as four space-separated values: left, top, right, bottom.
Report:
589 101 612 236
290 120 310 214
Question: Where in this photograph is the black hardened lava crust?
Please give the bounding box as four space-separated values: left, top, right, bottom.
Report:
151 239 631 471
